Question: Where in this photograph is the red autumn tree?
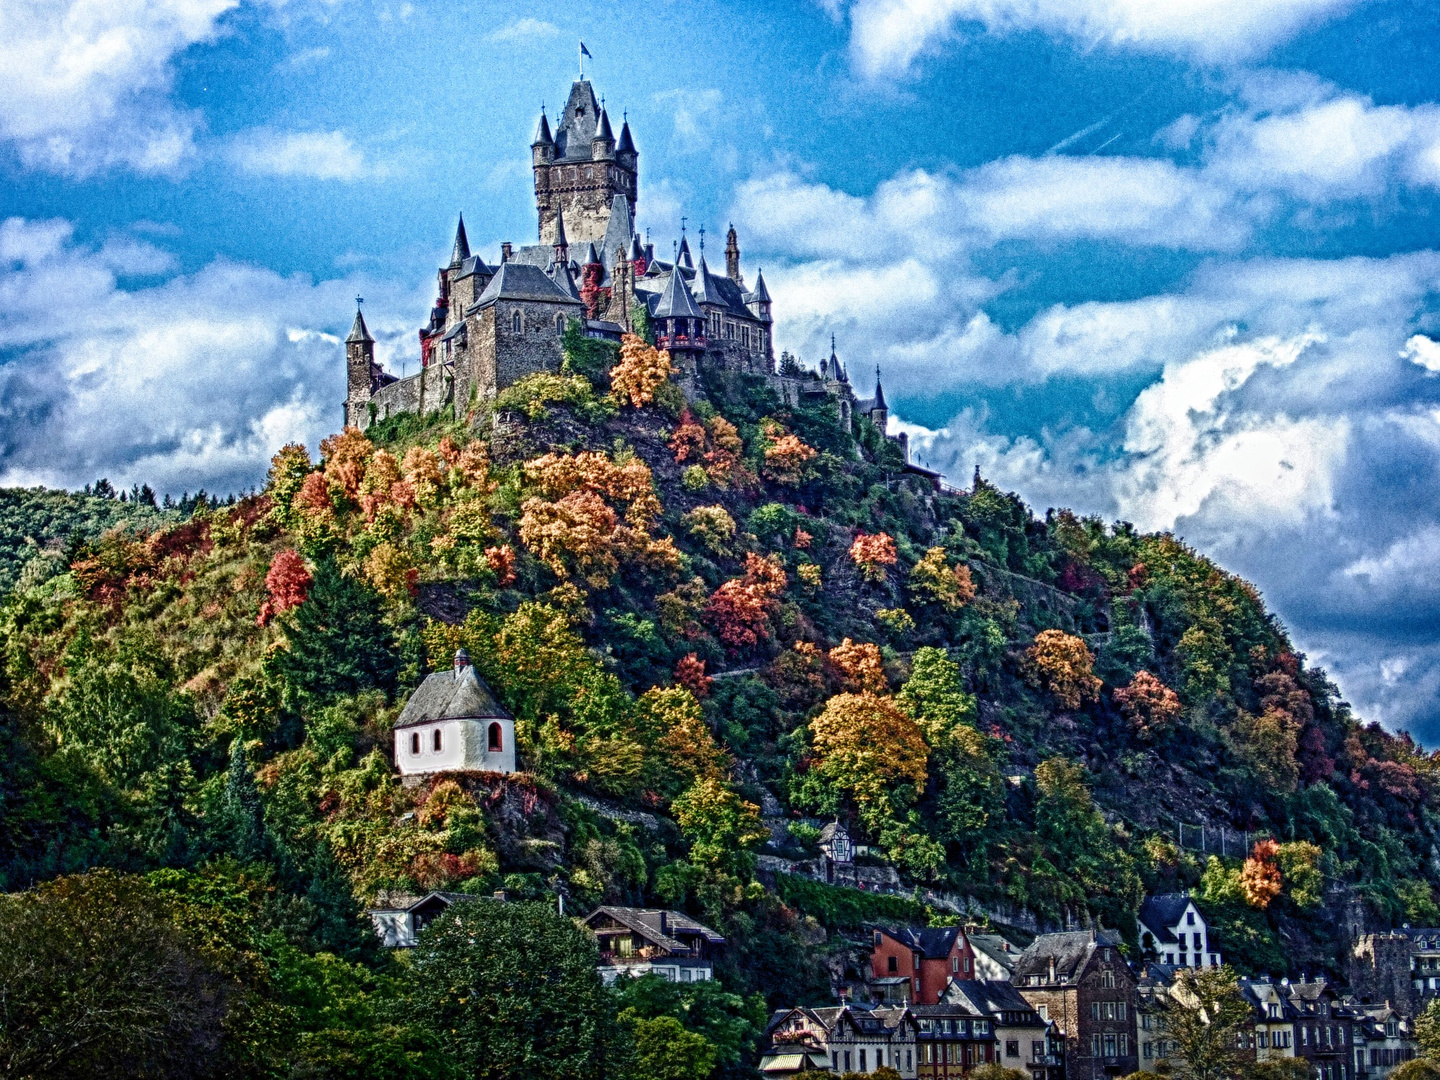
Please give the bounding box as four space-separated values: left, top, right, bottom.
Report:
1113 670 1183 740
674 653 713 699
257 549 312 626
704 553 788 651
485 545 517 586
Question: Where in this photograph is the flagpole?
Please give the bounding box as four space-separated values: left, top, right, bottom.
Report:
579 39 583 80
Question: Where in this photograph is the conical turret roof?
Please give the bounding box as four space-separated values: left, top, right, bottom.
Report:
873 367 887 409
617 118 635 154
692 255 722 305
653 266 701 320
450 214 470 265
346 308 374 344
583 241 601 265
676 234 693 270
532 111 553 146
748 268 771 303
552 207 568 249
595 107 613 142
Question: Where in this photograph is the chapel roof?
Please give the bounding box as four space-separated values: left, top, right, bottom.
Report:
394 657 511 730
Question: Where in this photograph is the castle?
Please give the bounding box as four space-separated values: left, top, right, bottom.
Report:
342 74 931 480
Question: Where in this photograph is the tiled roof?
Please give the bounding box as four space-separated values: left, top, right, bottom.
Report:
394 661 510 729
1013 930 1122 982
584 906 725 952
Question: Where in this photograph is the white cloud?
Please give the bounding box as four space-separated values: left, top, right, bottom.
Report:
227 128 379 181
0 0 243 176
1342 524 1440 590
488 17 559 43
1403 335 1440 373
840 0 1365 76
0 217 426 495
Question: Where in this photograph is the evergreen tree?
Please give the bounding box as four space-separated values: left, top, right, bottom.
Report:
269 558 398 705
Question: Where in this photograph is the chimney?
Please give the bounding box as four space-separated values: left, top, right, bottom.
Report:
1048 957 1057 983
454 649 471 678
501 242 513 262
659 910 669 935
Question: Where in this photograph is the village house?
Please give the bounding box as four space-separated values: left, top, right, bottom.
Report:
869 926 978 1005
1288 978 1356 1080
1138 894 1219 968
968 932 1023 981
367 890 479 947
582 906 725 985
945 979 1062 1080
393 649 515 777
1350 1002 1419 1080
1013 930 1140 1080
911 1003 998 1079
760 1005 919 1078
1237 976 1299 1064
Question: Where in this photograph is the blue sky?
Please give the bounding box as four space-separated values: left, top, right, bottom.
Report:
4 0 1440 742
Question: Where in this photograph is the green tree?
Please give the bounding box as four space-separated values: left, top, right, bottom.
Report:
0 870 242 1079
1156 965 1253 1080
627 1014 717 1080
269 558 398 706
610 972 767 1079
404 899 629 1080
1415 997 1440 1060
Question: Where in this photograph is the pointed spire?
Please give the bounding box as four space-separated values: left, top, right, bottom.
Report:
653 264 702 320
874 365 887 409
450 214 470 265
552 207 568 251
583 241 601 266
617 118 636 154
750 268 771 302
346 308 374 344
676 234 693 270
830 333 838 364
692 254 721 304
595 107 613 142
532 110 553 146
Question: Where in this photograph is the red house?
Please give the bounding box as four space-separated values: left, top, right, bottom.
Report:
870 926 978 1004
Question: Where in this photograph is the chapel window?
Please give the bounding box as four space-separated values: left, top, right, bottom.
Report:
433 729 442 752
556 313 565 334
488 722 504 752
411 732 420 754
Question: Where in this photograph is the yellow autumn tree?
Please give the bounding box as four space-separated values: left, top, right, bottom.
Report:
828 639 888 694
808 691 929 834
1025 629 1102 709
908 547 976 611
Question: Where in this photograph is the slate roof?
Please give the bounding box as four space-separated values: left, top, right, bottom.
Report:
600 194 635 273
946 979 1041 1018
472 261 584 308
450 214 470 264
691 255 723 305
455 254 493 281
532 111 553 147
595 107 613 142
554 79 601 161
653 267 702 320
584 906 725 951
346 309 374 344
617 119 636 155
746 268 772 303
968 934 1021 973
880 925 965 960
1138 894 1194 944
1013 930 1123 983
394 658 511 730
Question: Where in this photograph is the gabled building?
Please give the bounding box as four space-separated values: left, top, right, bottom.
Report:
1237 976 1299 1064
1013 930 1140 1080
1138 893 1219 968
869 926 978 1004
760 1005 919 1077
945 979 1062 1080
367 890 480 947
911 1003 998 1079
1286 978 1355 1080
969 933 1023 981
582 906 725 985
393 649 515 777
1350 1002 1418 1080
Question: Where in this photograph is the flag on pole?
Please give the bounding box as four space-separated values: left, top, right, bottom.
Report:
580 41 592 58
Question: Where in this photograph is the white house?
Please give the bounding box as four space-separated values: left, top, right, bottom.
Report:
393 649 516 776
1138 893 1219 967
583 906 725 985
368 891 471 946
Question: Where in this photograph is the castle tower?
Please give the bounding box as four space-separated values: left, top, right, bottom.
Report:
344 307 376 428
870 366 889 433
534 80 637 247
725 223 743 287
653 262 706 361
604 245 634 330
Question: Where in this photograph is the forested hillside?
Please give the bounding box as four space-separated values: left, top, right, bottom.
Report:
2 326 1437 1077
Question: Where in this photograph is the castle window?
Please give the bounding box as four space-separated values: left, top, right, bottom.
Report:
488 722 503 752
433 729 442 752
411 732 420 755
587 167 593 179
512 310 522 333
556 313 565 335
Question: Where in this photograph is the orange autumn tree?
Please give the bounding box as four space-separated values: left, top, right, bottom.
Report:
704 553 787 651
1114 670 1183 740
849 531 898 583
1241 839 1283 909
761 420 818 486
1025 629 1102 709
320 426 374 502
610 333 675 407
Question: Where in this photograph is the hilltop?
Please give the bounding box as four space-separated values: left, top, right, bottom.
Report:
1 327 1436 1072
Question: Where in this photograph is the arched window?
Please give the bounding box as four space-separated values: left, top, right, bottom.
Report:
488 722 503 752
410 732 420 755
512 309 522 333
433 728 442 752
556 313 565 335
